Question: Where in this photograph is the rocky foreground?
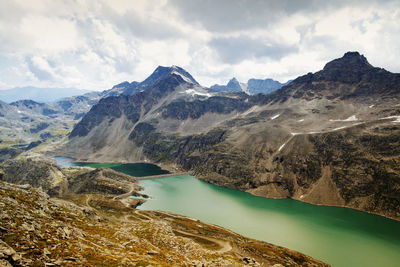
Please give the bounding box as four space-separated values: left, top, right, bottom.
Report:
0 159 329 266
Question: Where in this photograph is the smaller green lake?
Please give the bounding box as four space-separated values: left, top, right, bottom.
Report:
53 156 169 177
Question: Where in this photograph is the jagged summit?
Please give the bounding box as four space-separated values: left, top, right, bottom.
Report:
226 77 243 91
315 51 375 83
139 65 199 89
210 77 283 94
106 66 198 96
210 77 246 93
289 51 380 85
323 51 373 72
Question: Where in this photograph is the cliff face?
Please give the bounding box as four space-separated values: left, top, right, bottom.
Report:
0 161 329 266
66 52 400 220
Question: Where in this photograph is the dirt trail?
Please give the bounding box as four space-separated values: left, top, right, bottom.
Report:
112 184 135 201
133 210 231 253
134 210 153 221
85 194 93 208
173 229 232 253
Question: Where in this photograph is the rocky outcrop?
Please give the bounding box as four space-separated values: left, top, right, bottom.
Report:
160 95 251 120
0 148 24 162
68 167 143 196
0 159 148 200
0 159 62 193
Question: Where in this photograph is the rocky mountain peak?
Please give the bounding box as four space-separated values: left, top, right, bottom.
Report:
323 51 373 72
226 77 242 91
139 65 199 89
247 78 283 95
315 51 374 83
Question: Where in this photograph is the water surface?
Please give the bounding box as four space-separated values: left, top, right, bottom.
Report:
55 156 400 267
139 175 400 267
53 156 169 177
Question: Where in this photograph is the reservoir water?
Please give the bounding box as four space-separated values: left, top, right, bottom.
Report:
53 156 169 177
55 156 400 267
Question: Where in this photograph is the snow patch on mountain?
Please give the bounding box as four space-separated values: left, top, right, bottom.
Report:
183 89 212 97
271 114 280 120
278 143 286 152
330 115 358 122
171 70 193 84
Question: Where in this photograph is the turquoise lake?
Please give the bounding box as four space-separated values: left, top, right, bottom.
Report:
54 156 400 267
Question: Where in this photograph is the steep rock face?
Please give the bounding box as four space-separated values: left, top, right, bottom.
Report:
160 95 251 120
69 74 185 138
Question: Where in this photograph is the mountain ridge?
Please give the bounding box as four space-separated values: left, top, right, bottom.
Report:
64 51 400 221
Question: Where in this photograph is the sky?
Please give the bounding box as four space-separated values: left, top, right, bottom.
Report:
0 0 399 91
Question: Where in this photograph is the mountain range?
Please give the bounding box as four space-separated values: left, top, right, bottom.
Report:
0 86 91 103
0 51 398 266
210 77 286 94
64 52 400 220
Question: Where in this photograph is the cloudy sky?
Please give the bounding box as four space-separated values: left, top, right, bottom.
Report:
1 0 399 91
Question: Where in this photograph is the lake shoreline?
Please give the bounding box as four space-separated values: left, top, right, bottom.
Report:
53 155 399 222
139 175 400 267
53 156 400 267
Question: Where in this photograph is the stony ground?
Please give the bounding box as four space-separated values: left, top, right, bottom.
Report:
0 167 329 266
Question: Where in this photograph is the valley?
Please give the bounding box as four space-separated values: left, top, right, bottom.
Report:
1 51 400 266
2 1 400 266
63 52 400 221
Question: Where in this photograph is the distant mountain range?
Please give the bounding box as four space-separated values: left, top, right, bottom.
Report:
0 70 285 105
64 51 400 221
210 77 289 95
0 86 92 103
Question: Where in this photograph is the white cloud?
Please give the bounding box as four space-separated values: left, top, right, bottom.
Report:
0 0 399 91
